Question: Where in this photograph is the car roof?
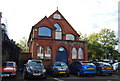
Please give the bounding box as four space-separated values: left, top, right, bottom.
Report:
53 61 66 63
28 60 42 62
78 61 90 63
4 61 16 63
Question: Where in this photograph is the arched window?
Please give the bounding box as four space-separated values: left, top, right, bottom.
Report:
66 34 75 40
54 23 62 39
72 47 77 59
37 46 44 59
38 27 51 37
54 14 61 19
45 47 51 59
78 48 84 59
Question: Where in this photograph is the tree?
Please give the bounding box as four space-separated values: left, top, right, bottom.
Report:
80 33 103 60
80 28 118 60
99 28 118 59
17 37 29 52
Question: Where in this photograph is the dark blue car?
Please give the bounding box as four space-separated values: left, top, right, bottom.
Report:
69 61 97 76
93 62 114 76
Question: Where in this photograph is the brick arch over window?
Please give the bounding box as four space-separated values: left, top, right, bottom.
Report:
78 48 84 60
54 23 62 39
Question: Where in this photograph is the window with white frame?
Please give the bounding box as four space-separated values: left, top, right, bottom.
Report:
37 46 44 59
54 23 62 39
66 34 75 40
45 47 51 59
78 48 84 59
72 47 77 59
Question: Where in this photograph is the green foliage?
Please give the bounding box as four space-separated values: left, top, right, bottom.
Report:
80 28 118 60
17 37 29 52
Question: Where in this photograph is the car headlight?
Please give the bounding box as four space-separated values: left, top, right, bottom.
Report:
27 68 31 73
42 69 46 73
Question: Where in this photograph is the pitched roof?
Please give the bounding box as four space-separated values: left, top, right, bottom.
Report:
48 10 79 35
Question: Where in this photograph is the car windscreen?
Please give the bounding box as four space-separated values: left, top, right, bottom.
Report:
28 61 44 67
54 62 67 66
99 62 111 66
82 62 94 66
2 63 13 67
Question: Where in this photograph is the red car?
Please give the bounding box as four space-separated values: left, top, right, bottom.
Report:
0 61 17 77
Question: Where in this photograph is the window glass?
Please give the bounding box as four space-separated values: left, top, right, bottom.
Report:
55 32 62 39
54 14 61 19
37 46 44 59
38 27 51 37
45 47 51 59
72 47 77 59
28 62 44 67
54 23 62 32
54 62 67 66
66 34 75 40
54 23 62 39
2 63 13 67
78 48 84 59
58 47 66 51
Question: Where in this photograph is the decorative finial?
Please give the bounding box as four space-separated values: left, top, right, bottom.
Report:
57 7 58 10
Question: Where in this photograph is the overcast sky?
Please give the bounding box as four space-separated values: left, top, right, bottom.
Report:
0 0 119 43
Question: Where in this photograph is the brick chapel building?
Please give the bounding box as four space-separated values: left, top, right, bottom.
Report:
28 10 88 65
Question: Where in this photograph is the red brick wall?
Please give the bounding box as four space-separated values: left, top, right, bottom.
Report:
28 10 88 65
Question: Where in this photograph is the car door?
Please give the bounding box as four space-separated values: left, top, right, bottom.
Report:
70 62 76 74
70 62 80 74
48 63 53 73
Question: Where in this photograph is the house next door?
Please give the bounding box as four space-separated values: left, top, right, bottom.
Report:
56 47 68 64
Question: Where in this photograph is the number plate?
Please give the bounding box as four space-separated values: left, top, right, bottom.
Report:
88 68 93 69
33 73 41 76
59 72 66 73
107 68 111 69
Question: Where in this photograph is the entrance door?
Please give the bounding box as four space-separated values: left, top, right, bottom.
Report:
56 47 68 64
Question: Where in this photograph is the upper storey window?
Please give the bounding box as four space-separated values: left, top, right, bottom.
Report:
53 14 61 19
38 27 51 37
66 34 75 40
54 23 62 39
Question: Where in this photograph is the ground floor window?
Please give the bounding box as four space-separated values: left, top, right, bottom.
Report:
78 48 84 59
45 46 52 59
72 47 77 59
37 46 44 59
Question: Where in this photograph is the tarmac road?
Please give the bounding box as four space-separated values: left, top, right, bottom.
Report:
2 71 120 81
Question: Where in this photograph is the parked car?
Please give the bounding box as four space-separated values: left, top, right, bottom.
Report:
69 61 97 77
47 61 70 77
112 62 120 72
23 60 46 79
0 61 17 77
93 62 114 76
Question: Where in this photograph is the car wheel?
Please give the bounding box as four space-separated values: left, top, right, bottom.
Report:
43 73 46 79
51 72 55 77
65 74 70 77
77 71 81 77
97 71 101 76
116 69 119 72
23 70 28 79
108 73 112 76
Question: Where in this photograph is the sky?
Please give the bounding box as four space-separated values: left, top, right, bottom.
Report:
0 0 119 43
